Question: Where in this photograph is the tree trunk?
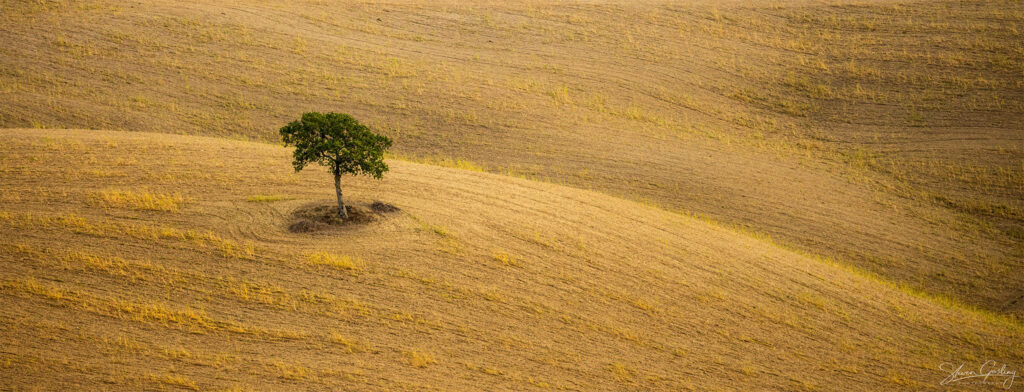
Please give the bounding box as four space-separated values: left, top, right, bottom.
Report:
334 173 348 220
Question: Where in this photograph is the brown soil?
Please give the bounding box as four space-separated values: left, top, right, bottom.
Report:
289 202 400 232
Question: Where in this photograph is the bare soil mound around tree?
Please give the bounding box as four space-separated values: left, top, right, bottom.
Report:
288 201 400 233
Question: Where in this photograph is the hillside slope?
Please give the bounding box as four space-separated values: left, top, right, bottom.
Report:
1 129 1020 391
1 0 1021 315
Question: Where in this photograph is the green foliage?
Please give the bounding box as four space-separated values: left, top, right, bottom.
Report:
279 112 393 178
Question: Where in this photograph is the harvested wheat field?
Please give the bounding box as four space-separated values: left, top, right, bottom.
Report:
4 0 1022 316
2 0 1023 390
1 129 1020 390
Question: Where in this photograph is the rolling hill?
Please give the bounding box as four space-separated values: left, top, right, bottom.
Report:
2 0 1024 390
1 128 1021 390
1 0 1021 317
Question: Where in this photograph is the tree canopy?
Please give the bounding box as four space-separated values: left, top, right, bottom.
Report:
280 112 392 179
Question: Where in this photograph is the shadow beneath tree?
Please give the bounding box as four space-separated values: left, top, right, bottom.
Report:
288 201 400 233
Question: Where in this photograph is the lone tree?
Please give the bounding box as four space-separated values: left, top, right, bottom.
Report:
280 112 392 220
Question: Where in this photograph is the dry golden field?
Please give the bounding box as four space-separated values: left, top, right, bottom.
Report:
2 0 1022 315
1 0 1023 390
1 129 1021 390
